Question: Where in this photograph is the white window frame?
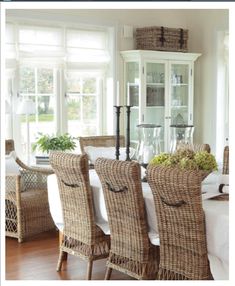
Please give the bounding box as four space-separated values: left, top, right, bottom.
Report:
5 20 117 162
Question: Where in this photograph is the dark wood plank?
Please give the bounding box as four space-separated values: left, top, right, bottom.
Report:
5 230 133 280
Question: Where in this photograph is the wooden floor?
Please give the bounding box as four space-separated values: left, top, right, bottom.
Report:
5 230 133 280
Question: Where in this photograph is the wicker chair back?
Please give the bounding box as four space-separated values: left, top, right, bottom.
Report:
50 152 98 245
223 146 229 174
147 165 212 280
95 158 159 280
176 143 211 153
79 135 125 153
50 151 110 279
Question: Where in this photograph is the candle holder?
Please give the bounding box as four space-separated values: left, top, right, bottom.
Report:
114 106 122 160
169 124 194 153
125 105 132 161
136 124 161 166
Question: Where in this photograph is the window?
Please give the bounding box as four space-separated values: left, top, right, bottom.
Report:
5 22 114 163
66 71 102 136
18 66 56 158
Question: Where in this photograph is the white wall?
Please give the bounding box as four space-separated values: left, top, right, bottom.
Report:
185 10 228 153
6 9 228 153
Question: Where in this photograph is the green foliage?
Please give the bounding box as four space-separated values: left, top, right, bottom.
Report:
32 133 78 153
194 151 218 171
178 157 199 170
150 149 218 172
149 153 171 165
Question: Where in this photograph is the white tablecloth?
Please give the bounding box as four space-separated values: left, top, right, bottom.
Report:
47 170 229 280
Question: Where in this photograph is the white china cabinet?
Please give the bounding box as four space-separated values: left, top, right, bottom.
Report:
121 50 201 152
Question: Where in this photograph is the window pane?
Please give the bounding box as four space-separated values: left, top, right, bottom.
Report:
19 67 35 93
19 96 36 160
38 68 54 94
67 72 100 137
67 95 81 120
83 78 96 94
32 95 56 149
83 96 97 122
82 125 97 136
67 74 81 93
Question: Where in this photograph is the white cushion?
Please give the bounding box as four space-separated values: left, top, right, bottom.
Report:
84 146 135 164
5 151 20 175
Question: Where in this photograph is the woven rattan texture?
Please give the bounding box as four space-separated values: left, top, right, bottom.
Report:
95 158 159 280
136 26 188 52
49 152 110 278
176 143 211 153
79 135 125 153
5 141 55 242
222 146 229 175
147 165 212 280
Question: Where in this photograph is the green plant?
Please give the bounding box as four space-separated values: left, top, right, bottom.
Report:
32 133 78 154
150 149 218 172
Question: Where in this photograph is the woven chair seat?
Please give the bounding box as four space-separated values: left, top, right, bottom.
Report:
6 189 50 214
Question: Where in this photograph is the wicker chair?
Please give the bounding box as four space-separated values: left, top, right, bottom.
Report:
222 146 229 174
79 135 125 153
95 158 159 280
49 152 110 280
147 165 212 280
5 139 55 242
176 142 211 153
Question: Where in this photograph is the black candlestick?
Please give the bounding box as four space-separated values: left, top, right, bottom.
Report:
114 106 122 160
125 105 131 161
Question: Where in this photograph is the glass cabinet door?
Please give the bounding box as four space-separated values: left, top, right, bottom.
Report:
144 62 165 152
170 63 190 125
126 62 140 143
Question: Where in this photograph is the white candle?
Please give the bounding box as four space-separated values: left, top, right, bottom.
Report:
127 94 130 106
143 146 151 164
116 81 120 106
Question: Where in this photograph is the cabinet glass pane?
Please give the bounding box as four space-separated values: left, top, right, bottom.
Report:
170 64 189 125
126 62 139 106
130 107 139 143
145 63 165 151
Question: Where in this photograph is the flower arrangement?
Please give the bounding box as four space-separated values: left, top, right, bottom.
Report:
149 149 218 172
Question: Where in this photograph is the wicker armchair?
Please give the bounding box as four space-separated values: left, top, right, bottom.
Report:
95 158 159 280
49 152 110 280
222 146 229 174
79 135 125 153
176 142 211 153
147 165 212 280
5 140 55 243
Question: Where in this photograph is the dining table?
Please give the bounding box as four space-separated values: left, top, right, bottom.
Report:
47 169 229 280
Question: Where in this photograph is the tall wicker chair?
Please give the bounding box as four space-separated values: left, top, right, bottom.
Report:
222 146 229 174
79 135 125 153
147 165 212 280
49 152 110 280
5 140 55 242
95 158 159 280
176 143 211 153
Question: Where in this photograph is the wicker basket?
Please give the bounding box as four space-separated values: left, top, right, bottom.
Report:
136 26 188 52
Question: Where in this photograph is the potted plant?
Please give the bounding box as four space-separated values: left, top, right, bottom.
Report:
32 133 78 164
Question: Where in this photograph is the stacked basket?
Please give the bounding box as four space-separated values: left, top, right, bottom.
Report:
136 26 188 52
